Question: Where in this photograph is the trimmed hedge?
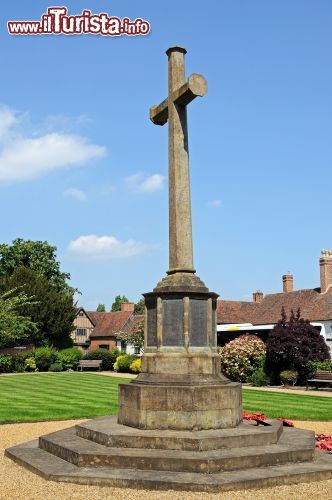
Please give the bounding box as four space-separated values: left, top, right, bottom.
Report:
83 348 120 370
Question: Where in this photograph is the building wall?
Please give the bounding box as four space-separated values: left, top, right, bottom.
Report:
72 311 94 347
316 320 332 353
116 340 142 355
89 338 117 351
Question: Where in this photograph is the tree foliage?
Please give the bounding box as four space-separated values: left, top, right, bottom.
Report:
117 319 144 351
111 295 129 312
96 303 106 312
265 308 330 384
0 267 76 349
0 288 38 348
134 298 145 315
0 238 75 294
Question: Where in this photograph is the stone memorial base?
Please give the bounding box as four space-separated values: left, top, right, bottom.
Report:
118 352 242 430
118 379 241 430
6 415 332 492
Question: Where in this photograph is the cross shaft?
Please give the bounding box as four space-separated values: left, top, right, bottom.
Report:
150 46 207 275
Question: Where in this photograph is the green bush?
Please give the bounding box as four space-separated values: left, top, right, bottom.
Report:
114 354 136 372
83 348 120 370
32 346 58 371
280 370 298 386
0 354 12 373
57 347 82 370
10 352 31 372
219 335 266 383
307 360 332 376
251 368 270 387
49 362 63 372
24 357 36 371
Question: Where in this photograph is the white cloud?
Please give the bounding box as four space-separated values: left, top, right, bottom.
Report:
0 106 18 139
208 199 222 207
63 187 86 201
124 173 165 192
67 235 159 260
43 113 93 132
0 105 106 183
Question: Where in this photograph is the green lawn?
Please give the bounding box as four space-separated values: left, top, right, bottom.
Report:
0 372 128 423
242 388 332 421
0 373 331 423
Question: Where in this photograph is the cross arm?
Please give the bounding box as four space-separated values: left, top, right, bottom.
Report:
173 74 207 106
150 73 208 126
150 98 168 126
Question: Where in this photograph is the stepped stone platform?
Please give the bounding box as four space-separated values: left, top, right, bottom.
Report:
5 415 332 492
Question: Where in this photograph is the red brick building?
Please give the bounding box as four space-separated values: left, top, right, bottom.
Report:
217 250 332 352
72 302 143 353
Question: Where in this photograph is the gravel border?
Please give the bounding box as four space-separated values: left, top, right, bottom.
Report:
1 419 332 499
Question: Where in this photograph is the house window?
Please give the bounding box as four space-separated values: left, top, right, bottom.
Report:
76 328 86 336
98 344 109 350
78 310 84 316
121 341 127 353
134 346 140 355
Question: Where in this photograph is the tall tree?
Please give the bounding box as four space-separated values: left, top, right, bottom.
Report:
0 238 75 295
134 298 145 315
96 304 106 312
0 267 76 349
111 295 129 312
0 288 38 348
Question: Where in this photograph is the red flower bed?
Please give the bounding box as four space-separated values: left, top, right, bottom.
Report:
315 434 332 452
242 410 266 422
242 411 331 452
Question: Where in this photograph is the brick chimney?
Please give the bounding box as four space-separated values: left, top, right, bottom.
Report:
252 291 263 303
120 302 135 312
282 273 293 293
320 249 332 293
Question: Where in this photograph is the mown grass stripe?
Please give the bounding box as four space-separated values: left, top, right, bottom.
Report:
1 374 331 423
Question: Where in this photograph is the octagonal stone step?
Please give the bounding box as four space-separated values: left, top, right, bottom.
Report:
5 439 332 493
39 426 315 473
75 415 283 451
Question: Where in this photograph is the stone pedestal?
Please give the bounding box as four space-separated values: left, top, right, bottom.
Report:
118 272 242 431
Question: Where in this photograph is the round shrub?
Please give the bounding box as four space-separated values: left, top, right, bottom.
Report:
49 362 63 372
219 335 266 383
83 348 120 370
32 346 58 371
24 357 37 371
57 347 82 370
250 368 270 387
280 370 298 386
114 354 136 373
129 357 141 373
0 354 12 373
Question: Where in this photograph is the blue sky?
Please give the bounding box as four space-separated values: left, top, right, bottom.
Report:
1 1 331 309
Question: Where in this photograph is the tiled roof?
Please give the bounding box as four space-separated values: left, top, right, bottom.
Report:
217 287 332 325
87 311 133 338
126 315 144 333
216 301 259 324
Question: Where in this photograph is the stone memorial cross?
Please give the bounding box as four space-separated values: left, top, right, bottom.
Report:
118 47 241 431
150 46 207 275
